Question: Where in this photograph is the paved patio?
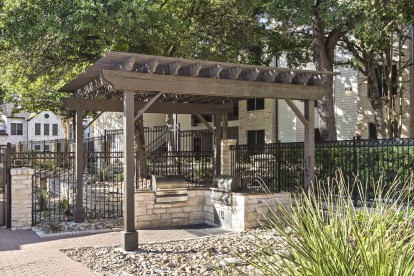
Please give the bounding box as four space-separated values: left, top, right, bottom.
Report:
0 226 227 275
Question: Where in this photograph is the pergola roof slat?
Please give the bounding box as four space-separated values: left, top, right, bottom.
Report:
59 51 339 101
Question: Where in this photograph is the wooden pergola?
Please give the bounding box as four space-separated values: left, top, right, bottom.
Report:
60 51 338 250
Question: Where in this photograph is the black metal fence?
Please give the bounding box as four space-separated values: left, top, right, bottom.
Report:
10 149 213 224
231 143 304 193
10 151 124 224
136 151 214 190
10 152 77 224
231 138 414 198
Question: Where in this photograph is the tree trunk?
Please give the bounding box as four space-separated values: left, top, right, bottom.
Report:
166 113 177 152
312 12 337 141
364 51 387 138
134 116 148 179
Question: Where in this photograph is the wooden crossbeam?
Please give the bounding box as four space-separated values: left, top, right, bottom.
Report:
115 56 135 71
195 114 216 134
257 70 277 82
155 61 181 75
102 70 329 100
75 75 107 97
284 99 309 127
62 98 233 114
199 65 222 78
178 63 201 77
135 58 158 73
219 67 241 79
307 74 327 86
292 72 313 85
276 71 296 83
238 68 259 81
134 92 163 121
83 112 103 130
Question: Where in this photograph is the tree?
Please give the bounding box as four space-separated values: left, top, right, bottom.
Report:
0 0 272 179
340 1 414 138
267 0 362 141
0 0 272 114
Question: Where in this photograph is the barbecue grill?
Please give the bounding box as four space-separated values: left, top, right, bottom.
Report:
210 175 243 206
151 175 188 203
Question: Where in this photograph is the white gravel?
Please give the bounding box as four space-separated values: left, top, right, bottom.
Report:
62 229 288 275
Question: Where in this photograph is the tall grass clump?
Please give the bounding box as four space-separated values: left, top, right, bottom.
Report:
238 173 414 275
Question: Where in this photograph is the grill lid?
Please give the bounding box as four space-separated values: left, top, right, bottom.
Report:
212 175 242 192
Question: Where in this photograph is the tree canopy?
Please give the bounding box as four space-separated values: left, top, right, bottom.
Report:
0 0 273 115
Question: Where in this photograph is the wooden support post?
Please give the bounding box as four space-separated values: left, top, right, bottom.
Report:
74 110 85 222
214 114 222 176
304 100 315 194
121 91 138 251
6 143 11 228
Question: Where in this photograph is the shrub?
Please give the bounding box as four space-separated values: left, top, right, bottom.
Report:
37 189 50 211
235 173 414 275
59 198 72 218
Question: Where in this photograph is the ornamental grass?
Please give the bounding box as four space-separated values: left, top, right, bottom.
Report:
235 173 414 275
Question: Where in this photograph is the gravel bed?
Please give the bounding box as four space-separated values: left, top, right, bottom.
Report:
33 218 124 234
63 229 288 275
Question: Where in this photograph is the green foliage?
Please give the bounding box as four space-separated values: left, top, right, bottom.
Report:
116 173 124 182
234 174 414 275
59 197 72 218
37 189 50 211
44 217 62 233
0 0 272 115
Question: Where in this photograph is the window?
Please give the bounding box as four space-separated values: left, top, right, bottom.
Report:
44 123 49 135
227 127 239 141
34 145 41 152
11 123 23 135
247 98 264 111
369 123 377 140
52 124 58 136
44 145 50 152
247 130 265 154
247 130 265 146
35 123 41 135
44 113 50 119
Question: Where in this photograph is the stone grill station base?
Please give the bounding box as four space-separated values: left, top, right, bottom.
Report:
135 189 290 231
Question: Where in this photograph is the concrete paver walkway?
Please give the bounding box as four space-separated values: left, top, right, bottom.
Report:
0 227 218 275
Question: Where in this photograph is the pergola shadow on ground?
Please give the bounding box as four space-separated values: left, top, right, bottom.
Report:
59 51 337 250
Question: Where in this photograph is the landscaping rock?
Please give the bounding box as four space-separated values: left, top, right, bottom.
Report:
62 229 287 275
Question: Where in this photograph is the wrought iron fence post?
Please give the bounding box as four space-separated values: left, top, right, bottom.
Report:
352 137 358 207
178 130 182 175
104 129 108 167
277 142 282 192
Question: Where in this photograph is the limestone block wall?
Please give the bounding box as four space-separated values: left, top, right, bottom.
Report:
134 190 205 229
203 190 214 225
221 139 237 175
238 99 277 144
11 168 34 230
204 191 291 232
231 192 290 231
